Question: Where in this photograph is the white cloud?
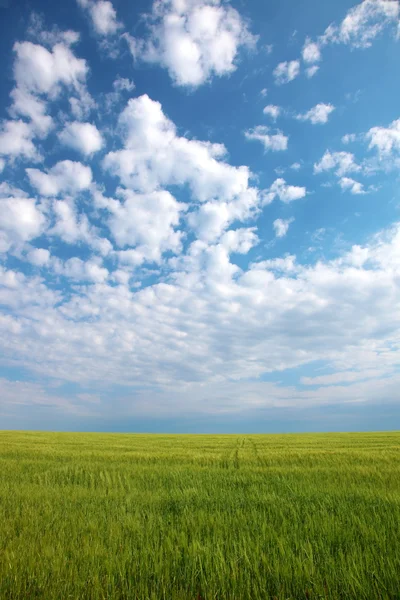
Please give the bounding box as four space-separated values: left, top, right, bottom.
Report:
4 216 400 416
48 198 111 256
301 368 387 386
260 87 268 97
0 159 4 172
291 162 301 171
314 150 361 176
366 118 400 157
273 217 294 238
77 0 122 35
220 228 259 254
27 247 51 266
342 133 357 144
297 103 335 125
299 0 399 78
113 76 135 92
244 126 288 151
13 40 88 97
27 160 92 196
58 122 104 156
0 195 47 252
263 104 280 121
55 257 109 283
11 36 94 129
104 95 258 214
337 0 399 48
0 120 38 161
125 0 257 87
305 65 319 78
263 178 306 205
339 177 365 195
273 60 300 85
9 88 53 137
302 38 321 63
106 189 186 263
187 188 259 242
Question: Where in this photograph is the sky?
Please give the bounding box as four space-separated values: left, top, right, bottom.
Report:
0 0 400 433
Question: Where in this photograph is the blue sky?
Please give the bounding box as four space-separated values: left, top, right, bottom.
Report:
0 0 400 433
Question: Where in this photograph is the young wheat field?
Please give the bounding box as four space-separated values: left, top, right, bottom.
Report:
0 431 399 600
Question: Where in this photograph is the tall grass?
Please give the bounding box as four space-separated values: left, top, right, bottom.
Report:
0 431 399 599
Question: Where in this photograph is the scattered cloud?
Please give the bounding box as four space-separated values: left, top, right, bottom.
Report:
297 103 335 125
334 0 399 48
273 60 300 84
244 126 288 151
113 76 135 92
58 121 104 156
273 217 294 238
339 177 366 195
263 178 306 204
314 150 361 176
263 104 281 121
0 119 39 161
125 0 257 87
104 95 257 206
27 160 92 196
0 195 47 253
305 65 319 78
302 38 321 63
342 133 357 144
366 118 400 157
77 0 122 35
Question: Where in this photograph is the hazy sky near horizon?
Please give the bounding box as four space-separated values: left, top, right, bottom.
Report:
0 0 400 432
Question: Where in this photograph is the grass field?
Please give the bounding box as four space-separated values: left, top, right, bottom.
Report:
0 431 399 599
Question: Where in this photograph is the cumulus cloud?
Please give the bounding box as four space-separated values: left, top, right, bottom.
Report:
0 120 39 161
125 0 257 87
2 32 93 162
244 126 288 151
104 95 258 208
106 189 186 263
13 39 88 98
77 0 122 35
54 256 109 282
113 76 135 92
27 160 92 196
0 195 47 253
339 177 365 195
366 118 400 157
273 60 300 84
342 133 357 144
314 150 361 176
335 0 399 48
58 122 104 155
299 0 399 77
263 104 281 121
27 247 51 266
297 103 335 125
302 38 321 63
9 88 53 137
305 65 319 78
187 188 259 242
263 178 306 205
4 219 400 416
273 217 294 238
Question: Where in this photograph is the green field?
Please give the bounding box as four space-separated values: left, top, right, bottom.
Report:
0 431 399 599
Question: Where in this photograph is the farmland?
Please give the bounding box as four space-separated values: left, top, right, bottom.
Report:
0 431 399 599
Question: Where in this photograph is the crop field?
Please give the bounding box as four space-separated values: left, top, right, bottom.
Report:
0 431 399 600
